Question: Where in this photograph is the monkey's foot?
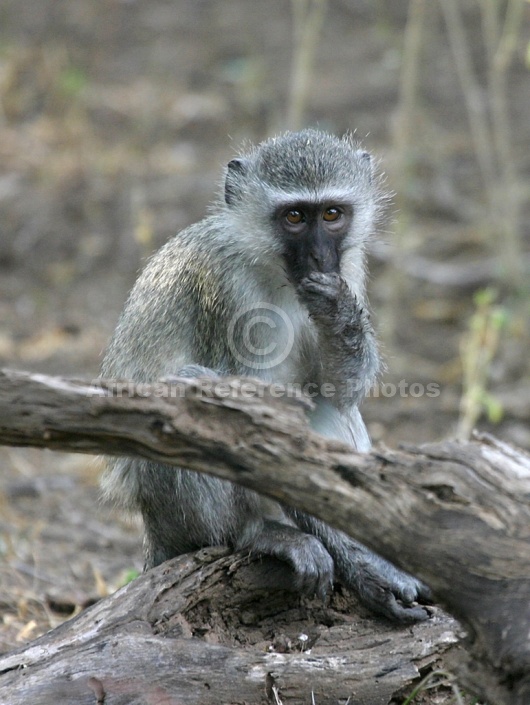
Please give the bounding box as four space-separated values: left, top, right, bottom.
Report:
350 558 433 624
249 526 334 600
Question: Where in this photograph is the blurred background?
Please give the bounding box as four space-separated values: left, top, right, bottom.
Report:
0 0 529 661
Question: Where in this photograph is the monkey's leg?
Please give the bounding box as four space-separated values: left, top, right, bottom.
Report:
139 462 334 598
137 460 244 568
154 365 334 598
286 509 432 623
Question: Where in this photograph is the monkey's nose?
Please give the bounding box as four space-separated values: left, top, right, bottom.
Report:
310 249 335 273
309 252 322 271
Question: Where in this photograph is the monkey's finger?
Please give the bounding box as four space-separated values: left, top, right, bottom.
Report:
297 284 341 320
303 271 341 285
298 277 341 299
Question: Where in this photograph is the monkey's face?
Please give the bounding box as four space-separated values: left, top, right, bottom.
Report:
273 201 353 284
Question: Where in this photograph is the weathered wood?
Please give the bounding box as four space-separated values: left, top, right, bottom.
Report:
0 549 458 705
0 368 529 704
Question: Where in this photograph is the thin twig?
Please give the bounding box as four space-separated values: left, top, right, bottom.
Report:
287 0 328 130
385 0 427 344
487 0 525 284
438 0 497 202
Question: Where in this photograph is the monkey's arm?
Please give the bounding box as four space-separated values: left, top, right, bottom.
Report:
279 274 430 622
298 272 379 410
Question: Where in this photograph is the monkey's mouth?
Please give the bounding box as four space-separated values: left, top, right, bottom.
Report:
282 257 339 288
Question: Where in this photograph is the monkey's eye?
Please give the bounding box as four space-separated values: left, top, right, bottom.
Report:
286 210 304 225
323 207 341 222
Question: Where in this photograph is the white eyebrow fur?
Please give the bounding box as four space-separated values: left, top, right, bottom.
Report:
268 187 359 206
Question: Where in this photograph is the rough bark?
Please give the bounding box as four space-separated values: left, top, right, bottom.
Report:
0 368 529 704
0 548 459 705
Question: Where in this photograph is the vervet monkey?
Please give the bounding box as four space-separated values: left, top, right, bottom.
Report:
101 129 430 623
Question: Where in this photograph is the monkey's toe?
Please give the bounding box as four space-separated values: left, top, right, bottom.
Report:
416 581 434 604
272 535 334 600
357 579 431 624
380 593 431 624
390 574 433 607
248 523 334 599
346 556 433 623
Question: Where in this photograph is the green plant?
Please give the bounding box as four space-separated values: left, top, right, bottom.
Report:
119 568 141 587
457 288 508 440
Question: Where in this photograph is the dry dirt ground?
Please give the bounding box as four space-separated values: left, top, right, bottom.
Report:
0 1 529 703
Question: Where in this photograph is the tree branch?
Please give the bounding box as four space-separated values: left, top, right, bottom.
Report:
0 368 529 704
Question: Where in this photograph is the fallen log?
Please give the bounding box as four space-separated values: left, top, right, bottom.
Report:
0 548 459 705
0 368 529 704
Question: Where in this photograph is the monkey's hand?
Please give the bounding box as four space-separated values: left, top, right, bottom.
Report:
297 272 379 407
298 272 358 329
346 552 433 624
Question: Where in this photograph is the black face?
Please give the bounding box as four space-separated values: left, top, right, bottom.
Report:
273 201 353 284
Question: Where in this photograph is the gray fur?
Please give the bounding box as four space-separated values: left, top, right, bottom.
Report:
101 130 430 621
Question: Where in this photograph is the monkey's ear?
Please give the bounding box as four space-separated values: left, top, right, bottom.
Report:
225 158 249 206
355 150 374 184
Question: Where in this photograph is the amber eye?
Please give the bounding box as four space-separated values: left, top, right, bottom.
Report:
323 207 341 222
286 210 304 224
